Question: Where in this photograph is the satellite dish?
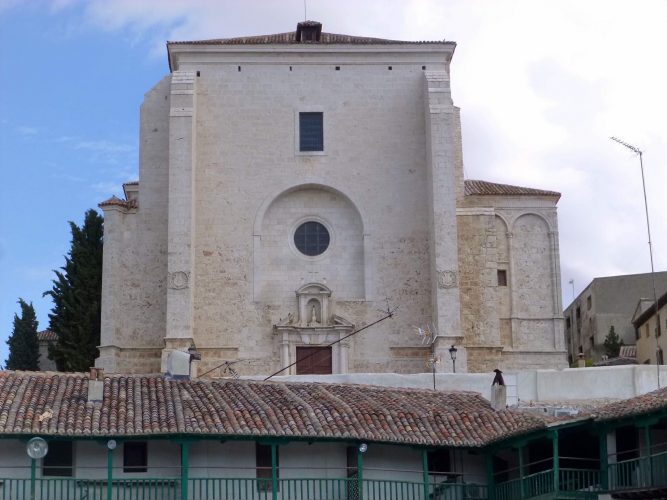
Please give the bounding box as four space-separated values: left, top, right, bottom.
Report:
26 437 48 459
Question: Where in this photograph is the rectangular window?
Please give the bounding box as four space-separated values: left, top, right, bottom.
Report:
123 441 148 473
256 444 278 491
587 296 592 310
497 269 507 287
566 318 571 329
299 112 323 152
43 441 73 477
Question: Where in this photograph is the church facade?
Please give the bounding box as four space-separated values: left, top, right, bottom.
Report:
97 22 567 376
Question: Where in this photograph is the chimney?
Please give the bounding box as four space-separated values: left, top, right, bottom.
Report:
165 345 201 380
87 367 104 402
296 21 322 42
491 369 507 410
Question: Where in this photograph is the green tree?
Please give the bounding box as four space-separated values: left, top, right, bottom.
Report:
6 299 40 370
44 209 103 371
603 325 621 358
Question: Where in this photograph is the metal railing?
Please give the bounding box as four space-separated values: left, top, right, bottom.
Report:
608 449 667 491
495 468 600 500
0 476 489 500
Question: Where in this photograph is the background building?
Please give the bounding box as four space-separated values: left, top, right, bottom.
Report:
634 290 667 365
564 271 667 363
97 21 567 376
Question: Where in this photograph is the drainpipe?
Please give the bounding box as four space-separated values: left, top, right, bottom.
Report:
271 444 278 500
181 442 189 500
422 449 430 500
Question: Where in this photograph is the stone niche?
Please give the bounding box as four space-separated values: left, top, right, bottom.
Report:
273 283 354 374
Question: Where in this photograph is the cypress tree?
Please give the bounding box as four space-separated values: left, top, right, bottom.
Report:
6 299 40 370
45 209 104 372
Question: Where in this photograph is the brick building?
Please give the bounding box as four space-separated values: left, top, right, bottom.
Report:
97 21 566 375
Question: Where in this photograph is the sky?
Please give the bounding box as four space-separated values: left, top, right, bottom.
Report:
1 0 666 365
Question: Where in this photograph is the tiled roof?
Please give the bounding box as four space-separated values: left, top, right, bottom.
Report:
98 195 137 210
593 386 667 422
0 371 548 447
464 180 560 198
168 32 452 46
36 330 57 342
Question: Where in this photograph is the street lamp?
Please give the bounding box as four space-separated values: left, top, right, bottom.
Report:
449 345 458 373
610 136 662 388
26 437 48 500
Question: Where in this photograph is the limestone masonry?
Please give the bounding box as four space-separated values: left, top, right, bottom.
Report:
97 21 567 376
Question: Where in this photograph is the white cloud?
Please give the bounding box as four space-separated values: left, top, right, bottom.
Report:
74 139 134 154
16 125 38 135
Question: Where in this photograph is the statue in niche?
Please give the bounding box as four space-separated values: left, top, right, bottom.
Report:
307 299 322 326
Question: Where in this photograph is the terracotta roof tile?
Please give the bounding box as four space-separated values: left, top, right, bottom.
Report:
168 31 452 46
593 386 667 422
98 195 138 210
36 330 57 342
464 180 560 198
0 371 547 447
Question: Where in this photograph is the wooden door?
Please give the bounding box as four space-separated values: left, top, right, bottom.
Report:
295 346 332 374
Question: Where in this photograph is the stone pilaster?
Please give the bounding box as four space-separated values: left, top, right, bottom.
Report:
424 70 465 371
162 71 197 371
97 206 123 372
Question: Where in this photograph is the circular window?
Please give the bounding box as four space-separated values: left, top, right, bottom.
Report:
294 221 330 256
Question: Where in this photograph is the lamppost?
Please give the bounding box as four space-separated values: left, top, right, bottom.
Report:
449 345 458 373
26 437 48 500
610 137 661 388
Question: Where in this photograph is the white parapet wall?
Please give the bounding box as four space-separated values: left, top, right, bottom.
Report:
247 364 667 406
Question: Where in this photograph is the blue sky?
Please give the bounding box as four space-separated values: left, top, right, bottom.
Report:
1 0 666 366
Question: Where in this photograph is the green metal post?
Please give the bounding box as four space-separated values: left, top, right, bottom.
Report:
271 444 278 500
552 431 559 494
599 432 608 491
181 442 189 500
30 458 36 500
357 448 364 500
107 447 113 500
644 424 653 486
422 449 430 500
486 452 496 500
518 446 525 499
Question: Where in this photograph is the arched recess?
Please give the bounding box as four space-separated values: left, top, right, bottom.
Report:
253 184 366 302
511 213 554 318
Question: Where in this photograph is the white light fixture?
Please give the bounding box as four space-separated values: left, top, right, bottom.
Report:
26 437 48 460
358 443 368 454
107 439 117 450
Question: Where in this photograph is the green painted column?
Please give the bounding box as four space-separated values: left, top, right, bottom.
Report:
552 431 559 494
599 431 608 491
107 447 113 500
271 444 278 500
357 448 364 500
30 458 36 500
518 446 525 499
485 452 496 500
422 449 430 500
643 425 653 487
181 442 189 500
